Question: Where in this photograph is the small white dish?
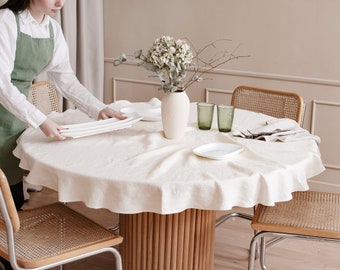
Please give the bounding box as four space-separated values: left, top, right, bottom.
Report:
193 143 244 160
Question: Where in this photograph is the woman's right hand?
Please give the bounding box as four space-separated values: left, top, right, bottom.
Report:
39 118 66 140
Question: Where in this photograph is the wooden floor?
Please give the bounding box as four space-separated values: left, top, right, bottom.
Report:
23 188 340 270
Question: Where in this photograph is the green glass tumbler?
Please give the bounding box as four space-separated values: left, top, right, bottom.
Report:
217 105 234 132
197 102 215 130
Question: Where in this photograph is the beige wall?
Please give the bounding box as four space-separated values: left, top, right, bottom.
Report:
103 0 340 192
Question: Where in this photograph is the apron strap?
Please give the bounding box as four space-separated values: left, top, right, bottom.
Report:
49 20 54 38
14 12 20 35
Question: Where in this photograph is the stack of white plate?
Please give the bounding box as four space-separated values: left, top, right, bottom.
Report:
60 114 142 139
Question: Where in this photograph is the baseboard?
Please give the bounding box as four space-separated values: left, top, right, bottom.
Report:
308 179 340 193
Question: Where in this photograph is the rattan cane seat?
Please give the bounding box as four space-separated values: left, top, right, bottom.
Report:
0 169 123 270
248 191 340 269
0 203 122 268
231 85 304 124
252 191 340 238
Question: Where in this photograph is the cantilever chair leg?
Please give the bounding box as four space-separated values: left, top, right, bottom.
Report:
249 191 340 270
108 223 120 231
248 231 269 270
248 231 340 270
249 231 275 270
216 207 260 260
215 211 253 227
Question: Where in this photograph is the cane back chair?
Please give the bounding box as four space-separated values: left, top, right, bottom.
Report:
249 191 340 270
231 85 304 125
0 169 123 270
25 81 60 191
28 81 60 114
216 86 305 227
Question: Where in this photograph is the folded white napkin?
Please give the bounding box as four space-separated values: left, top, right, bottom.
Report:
110 98 162 121
233 118 320 143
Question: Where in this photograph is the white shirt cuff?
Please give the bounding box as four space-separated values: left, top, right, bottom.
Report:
26 109 47 128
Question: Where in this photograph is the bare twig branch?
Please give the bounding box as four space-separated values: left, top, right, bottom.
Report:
113 37 250 93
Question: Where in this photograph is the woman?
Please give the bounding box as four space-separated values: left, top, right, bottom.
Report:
0 0 125 211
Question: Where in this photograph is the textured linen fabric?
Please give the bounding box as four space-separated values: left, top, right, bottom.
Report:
14 104 325 214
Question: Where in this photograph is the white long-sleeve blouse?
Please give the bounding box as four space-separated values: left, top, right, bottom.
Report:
0 9 105 128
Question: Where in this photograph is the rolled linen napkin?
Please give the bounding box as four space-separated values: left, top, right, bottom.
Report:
233 118 320 143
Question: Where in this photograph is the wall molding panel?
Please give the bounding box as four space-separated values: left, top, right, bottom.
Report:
112 77 162 102
308 179 340 193
205 88 233 104
311 100 340 172
309 100 340 192
105 58 340 88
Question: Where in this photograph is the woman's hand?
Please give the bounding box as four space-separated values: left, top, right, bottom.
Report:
39 118 66 140
98 107 126 120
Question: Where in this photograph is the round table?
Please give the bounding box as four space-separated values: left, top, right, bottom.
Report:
14 103 325 270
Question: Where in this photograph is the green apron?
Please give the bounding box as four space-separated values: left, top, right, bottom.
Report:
0 12 54 185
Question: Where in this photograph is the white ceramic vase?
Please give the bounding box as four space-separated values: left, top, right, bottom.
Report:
161 90 190 139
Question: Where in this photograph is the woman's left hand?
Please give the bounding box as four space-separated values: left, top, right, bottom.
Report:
98 107 126 120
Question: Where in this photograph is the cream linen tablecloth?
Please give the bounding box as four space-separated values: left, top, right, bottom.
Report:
13 103 325 214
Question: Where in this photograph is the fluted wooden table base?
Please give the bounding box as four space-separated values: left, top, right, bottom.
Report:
120 209 216 270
